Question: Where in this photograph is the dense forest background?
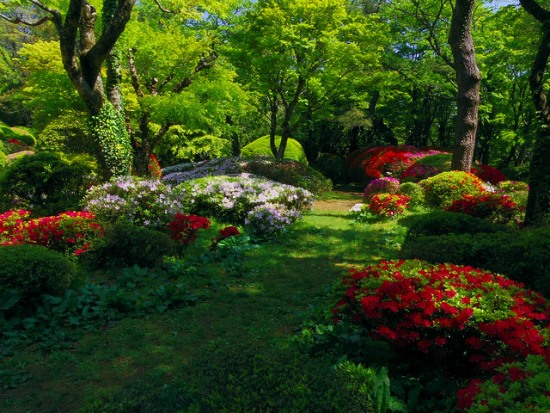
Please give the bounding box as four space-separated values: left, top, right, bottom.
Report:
0 0 548 223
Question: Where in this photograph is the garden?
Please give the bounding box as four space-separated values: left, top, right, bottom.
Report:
1 0 550 411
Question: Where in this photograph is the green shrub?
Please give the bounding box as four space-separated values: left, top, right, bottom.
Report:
396 181 425 207
0 244 75 307
419 171 485 208
85 223 175 269
313 153 346 183
243 157 332 194
36 112 95 155
0 150 6 167
400 225 550 296
0 151 98 216
404 211 509 241
241 135 308 164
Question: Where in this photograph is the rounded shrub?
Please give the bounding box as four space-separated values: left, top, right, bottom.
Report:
362 177 400 201
396 182 425 207
241 135 308 164
419 171 485 208
470 164 507 185
36 112 95 155
85 223 176 269
400 153 452 182
0 244 75 306
0 151 98 216
334 259 549 379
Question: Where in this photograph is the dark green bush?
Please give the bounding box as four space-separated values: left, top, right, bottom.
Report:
313 153 346 184
400 225 550 296
36 112 96 155
404 211 507 241
85 223 175 269
0 244 75 307
0 151 98 216
80 344 373 413
241 135 308 164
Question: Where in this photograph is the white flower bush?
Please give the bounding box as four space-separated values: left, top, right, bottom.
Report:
245 203 303 235
83 176 185 229
162 158 243 185
173 174 314 233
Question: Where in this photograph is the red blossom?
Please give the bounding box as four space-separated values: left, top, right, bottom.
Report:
168 213 211 246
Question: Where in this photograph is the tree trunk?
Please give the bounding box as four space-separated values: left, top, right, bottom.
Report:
520 0 550 225
449 0 481 171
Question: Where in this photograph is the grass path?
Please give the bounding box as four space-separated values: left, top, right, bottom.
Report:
2 191 407 412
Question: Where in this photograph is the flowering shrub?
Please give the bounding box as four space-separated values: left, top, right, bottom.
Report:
457 355 550 412
470 165 507 185
362 177 400 201
173 174 314 226
0 209 104 256
400 153 452 182
446 193 523 225
497 180 529 193
245 203 302 235
209 226 241 251
163 157 331 194
345 146 445 182
368 194 410 218
168 213 211 246
420 171 486 208
83 176 184 229
333 260 549 378
396 182 425 207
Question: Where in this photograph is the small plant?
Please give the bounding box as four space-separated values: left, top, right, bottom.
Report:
209 225 241 251
368 194 410 218
168 213 211 248
363 177 400 201
420 171 486 208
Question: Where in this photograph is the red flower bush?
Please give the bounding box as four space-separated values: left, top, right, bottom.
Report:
333 260 549 378
0 209 104 256
209 225 241 251
470 164 507 185
168 213 211 246
368 193 410 218
345 146 445 183
446 193 524 225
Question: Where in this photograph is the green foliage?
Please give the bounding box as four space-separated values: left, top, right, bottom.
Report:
0 151 98 216
0 125 36 147
314 153 346 184
80 344 374 413
465 355 550 413
36 111 95 155
404 211 508 241
400 225 550 296
419 171 486 208
241 135 308 163
85 223 176 270
243 156 332 194
396 182 425 208
90 103 132 178
0 244 75 309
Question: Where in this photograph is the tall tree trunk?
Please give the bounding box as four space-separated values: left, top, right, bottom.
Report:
519 0 550 226
449 0 481 171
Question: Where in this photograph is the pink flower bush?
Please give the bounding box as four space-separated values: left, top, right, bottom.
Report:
470 165 507 185
362 177 400 201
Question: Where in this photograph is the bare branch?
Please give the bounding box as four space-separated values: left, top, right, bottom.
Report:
0 13 52 26
128 48 144 98
154 0 175 14
520 0 550 23
173 50 219 93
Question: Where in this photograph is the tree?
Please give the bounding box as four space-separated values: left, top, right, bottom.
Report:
518 0 550 226
228 0 385 159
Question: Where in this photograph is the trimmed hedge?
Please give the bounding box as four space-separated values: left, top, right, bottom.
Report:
400 225 550 296
241 135 308 164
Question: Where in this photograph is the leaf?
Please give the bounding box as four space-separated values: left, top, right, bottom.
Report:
0 289 21 311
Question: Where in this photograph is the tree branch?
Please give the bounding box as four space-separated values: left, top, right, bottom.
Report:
153 0 175 14
0 13 52 26
172 50 219 93
520 0 550 23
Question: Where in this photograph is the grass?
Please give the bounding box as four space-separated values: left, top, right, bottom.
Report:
0 190 410 412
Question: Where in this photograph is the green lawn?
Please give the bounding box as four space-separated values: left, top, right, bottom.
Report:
1 190 411 412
